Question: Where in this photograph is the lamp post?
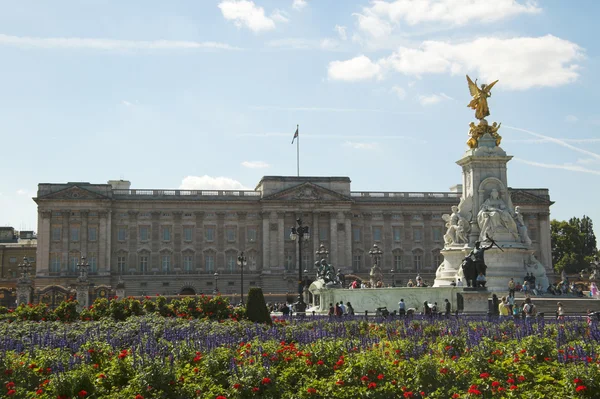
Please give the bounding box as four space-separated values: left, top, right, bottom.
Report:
237 252 247 305
17 256 33 283
290 218 310 299
390 269 396 287
369 244 383 265
77 256 90 283
213 272 219 294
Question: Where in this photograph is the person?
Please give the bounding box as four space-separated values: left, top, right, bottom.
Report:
499 296 509 318
456 278 463 287
350 279 359 289
407 279 414 288
335 302 343 317
507 292 515 313
492 294 499 316
556 302 565 321
476 272 487 288
346 302 355 316
423 301 431 316
432 302 438 315
398 299 406 316
293 296 307 317
587 309 594 327
280 302 290 316
339 301 346 315
328 303 335 317
523 297 536 319
512 302 521 319
444 299 451 317
590 282 599 298
508 278 516 296
522 280 529 293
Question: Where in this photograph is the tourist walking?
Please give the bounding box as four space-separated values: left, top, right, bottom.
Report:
346 302 355 316
590 282 599 298
398 299 406 316
557 302 565 321
523 298 536 319
444 298 451 318
508 278 516 296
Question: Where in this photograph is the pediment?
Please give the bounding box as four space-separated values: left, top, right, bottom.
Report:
262 182 352 202
39 186 109 201
509 189 553 205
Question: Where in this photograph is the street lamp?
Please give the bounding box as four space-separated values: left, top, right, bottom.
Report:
390 269 396 287
17 256 33 282
290 218 310 299
369 244 383 266
213 272 219 294
77 256 90 283
237 252 247 305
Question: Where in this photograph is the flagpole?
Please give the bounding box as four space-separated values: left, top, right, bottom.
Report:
296 124 300 177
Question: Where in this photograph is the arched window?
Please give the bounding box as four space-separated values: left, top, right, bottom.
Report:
138 251 150 274
392 249 403 271
412 249 423 272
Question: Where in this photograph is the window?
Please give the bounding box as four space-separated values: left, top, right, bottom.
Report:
161 255 171 272
9 257 16 263
139 255 148 273
393 227 402 242
413 254 422 271
353 227 361 242
50 254 61 273
226 254 235 272
71 226 80 242
394 255 402 270
118 256 127 273
162 226 171 242
162 282 170 287
319 227 328 241
226 227 236 242
139 226 149 241
247 227 257 242
69 254 79 273
353 255 362 271
302 254 310 270
184 227 193 242
88 227 97 242
88 253 97 273
285 254 294 271
373 227 382 242
205 254 214 272
52 227 62 241
205 226 215 242
228 281 235 286
183 255 193 271
433 253 442 269
117 227 127 241
413 228 422 242
432 227 442 242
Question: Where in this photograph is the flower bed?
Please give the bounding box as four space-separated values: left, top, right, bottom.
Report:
1 313 599 398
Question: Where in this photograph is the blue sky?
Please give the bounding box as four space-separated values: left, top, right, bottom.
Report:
0 0 599 237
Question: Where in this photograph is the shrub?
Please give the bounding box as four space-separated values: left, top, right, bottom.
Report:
245 287 272 324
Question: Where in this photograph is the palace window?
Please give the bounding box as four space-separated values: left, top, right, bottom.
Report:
183 255 193 271
139 226 149 241
247 227 257 242
319 227 328 241
432 227 442 242
118 256 127 274
393 254 403 271
285 254 294 271
162 226 171 242
205 226 215 242
353 227 361 242
70 226 80 242
88 227 97 242
226 254 236 272
393 227 402 242
139 255 148 274
117 227 127 241
161 255 171 272
184 227 193 242
226 227 236 242
413 254 422 271
88 253 97 273
205 254 215 272
413 228 422 242
50 253 61 273
373 226 382 242
353 254 362 271
51 227 62 241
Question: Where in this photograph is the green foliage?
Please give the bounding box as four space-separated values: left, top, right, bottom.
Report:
53 299 79 322
245 287 272 324
551 215 598 273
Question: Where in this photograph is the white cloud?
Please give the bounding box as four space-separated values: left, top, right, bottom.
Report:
292 0 308 11
241 161 270 169
267 38 339 50
353 11 392 39
0 34 238 51
218 0 276 32
16 189 28 195
514 158 600 176
391 85 406 99
327 55 382 81
344 141 379 150
565 114 578 123
418 92 452 105
179 175 250 190
121 100 134 107
363 0 540 27
330 35 583 90
319 38 340 50
334 25 348 40
271 9 290 23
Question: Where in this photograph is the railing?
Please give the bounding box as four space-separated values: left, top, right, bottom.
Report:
113 189 261 197
351 191 461 199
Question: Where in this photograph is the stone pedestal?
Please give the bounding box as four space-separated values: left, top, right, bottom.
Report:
434 248 469 286
16 283 32 306
460 290 490 313
76 284 90 311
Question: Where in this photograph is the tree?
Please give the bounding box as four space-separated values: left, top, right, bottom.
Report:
245 288 272 324
551 215 598 273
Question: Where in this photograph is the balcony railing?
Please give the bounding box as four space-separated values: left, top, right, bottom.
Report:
113 189 261 198
351 192 461 199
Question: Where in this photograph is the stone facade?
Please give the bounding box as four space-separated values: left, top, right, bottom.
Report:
32 176 552 296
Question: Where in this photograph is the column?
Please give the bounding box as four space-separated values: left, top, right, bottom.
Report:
329 213 338 266
344 212 352 271
81 210 89 259
538 212 551 270
37 210 52 276
261 212 270 270
151 211 160 273
173 211 182 271
98 211 108 275
312 212 319 257
238 212 247 250
106 210 112 274
61 210 71 274
277 212 285 271
216 212 225 269
383 212 392 270
128 211 138 272
194 212 204 272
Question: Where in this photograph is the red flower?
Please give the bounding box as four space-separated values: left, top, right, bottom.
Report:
316 360 324 365
361 376 369 382
252 387 259 392
491 381 500 388
377 374 385 380
403 392 414 398
6 382 16 389
507 378 515 384
135 395 143 399
36 389 43 395
78 390 88 398
576 386 587 392
307 388 317 394
7 390 16 396
216 396 227 399
335 380 344 386
440 367 448 374
452 394 460 399
510 385 518 390
479 373 490 379
573 378 583 384
261 377 271 385
467 385 482 395
518 375 526 382
368 382 377 389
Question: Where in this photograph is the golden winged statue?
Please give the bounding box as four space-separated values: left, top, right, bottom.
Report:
466 75 498 120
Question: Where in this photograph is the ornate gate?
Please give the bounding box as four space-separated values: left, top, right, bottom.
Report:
0 288 16 308
37 285 71 310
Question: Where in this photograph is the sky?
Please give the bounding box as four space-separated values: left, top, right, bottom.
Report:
0 0 599 236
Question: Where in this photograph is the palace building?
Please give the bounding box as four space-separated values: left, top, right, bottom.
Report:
33 176 553 296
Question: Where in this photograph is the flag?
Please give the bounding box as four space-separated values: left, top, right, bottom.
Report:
291 126 298 144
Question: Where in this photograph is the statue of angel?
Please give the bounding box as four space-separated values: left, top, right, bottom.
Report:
442 197 472 246
467 75 498 120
